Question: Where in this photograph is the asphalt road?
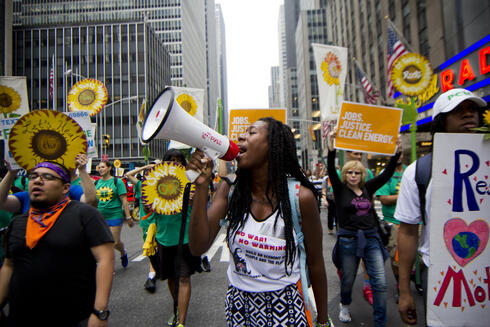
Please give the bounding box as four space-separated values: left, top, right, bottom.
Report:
109 208 425 326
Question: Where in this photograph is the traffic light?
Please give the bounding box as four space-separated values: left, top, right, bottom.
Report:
103 134 110 147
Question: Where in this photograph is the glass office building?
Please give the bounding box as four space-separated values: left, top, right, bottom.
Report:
12 21 171 162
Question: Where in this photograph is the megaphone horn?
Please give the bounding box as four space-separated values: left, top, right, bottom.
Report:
141 87 239 181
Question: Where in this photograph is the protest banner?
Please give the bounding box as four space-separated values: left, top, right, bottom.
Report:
228 108 286 143
427 133 489 326
0 76 30 119
334 101 402 155
66 110 97 158
312 43 348 122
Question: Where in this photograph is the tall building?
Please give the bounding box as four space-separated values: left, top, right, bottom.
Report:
326 0 489 159
278 5 287 108
12 21 171 162
215 4 229 134
1 0 13 75
11 0 223 163
295 7 329 168
268 66 281 108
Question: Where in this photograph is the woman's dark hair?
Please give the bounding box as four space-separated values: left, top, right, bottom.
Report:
163 148 187 166
226 117 320 274
100 160 114 176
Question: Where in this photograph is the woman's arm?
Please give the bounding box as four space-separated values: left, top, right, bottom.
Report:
119 194 134 227
76 154 98 207
0 163 22 213
124 164 153 185
366 151 401 195
188 150 230 256
299 185 329 324
0 258 13 317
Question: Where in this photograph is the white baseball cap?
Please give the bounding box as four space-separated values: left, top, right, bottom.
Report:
432 88 486 118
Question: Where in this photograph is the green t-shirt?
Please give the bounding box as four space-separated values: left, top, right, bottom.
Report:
134 181 155 239
154 207 192 247
71 176 81 186
96 177 127 220
376 166 406 224
13 175 28 191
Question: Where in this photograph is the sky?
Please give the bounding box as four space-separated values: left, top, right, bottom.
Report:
216 0 283 109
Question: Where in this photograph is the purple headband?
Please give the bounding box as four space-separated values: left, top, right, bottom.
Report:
32 162 71 183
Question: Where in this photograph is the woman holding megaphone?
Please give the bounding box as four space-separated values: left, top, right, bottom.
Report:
188 117 331 327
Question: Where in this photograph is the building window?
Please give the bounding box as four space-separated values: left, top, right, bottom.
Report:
402 0 411 44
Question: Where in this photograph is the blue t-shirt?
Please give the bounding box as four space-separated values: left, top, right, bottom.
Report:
13 185 84 214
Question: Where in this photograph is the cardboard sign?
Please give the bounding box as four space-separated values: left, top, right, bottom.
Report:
428 133 490 326
334 101 402 155
66 110 97 158
228 108 286 143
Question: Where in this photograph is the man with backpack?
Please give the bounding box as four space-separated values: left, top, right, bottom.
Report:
395 88 487 325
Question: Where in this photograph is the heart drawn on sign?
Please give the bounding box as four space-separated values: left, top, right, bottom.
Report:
444 218 489 267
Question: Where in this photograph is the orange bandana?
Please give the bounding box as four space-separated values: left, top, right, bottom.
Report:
141 210 154 221
26 197 71 249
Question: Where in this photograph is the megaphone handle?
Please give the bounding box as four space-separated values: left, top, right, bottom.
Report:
185 147 219 183
185 169 201 183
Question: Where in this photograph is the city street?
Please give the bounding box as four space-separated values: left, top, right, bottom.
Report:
110 207 425 327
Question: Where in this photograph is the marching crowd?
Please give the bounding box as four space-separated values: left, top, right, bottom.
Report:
0 88 486 327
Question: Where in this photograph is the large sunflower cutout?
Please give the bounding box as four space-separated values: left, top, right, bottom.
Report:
67 78 108 116
391 53 432 96
176 93 198 117
321 52 342 86
8 110 87 170
0 85 21 114
96 186 114 202
141 162 194 215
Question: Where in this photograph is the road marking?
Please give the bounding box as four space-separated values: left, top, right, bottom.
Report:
132 254 147 262
204 233 229 262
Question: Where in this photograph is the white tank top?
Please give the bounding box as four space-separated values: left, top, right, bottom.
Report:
227 209 301 292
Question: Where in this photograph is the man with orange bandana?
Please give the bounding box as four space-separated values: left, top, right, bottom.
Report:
0 162 114 326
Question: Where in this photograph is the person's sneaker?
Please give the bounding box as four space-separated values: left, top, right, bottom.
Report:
201 256 211 272
121 253 128 268
362 284 373 305
339 303 351 323
144 277 156 293
168 310 179 326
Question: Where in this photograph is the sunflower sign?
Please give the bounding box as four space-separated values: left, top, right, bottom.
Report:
141 162 194 215
7 110 87 170
312 43 348 121
391 53 433 97
0 76 30 119
427 133 490 326
67 79 108 116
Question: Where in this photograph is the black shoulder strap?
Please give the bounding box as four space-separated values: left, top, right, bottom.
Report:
415 153 432 225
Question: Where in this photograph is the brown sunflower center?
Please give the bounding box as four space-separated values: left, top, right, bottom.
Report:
156 176 182 200
179 100 193 113
0 93 13 108
31 130 67 160
78 89 96 106
402 65 422 84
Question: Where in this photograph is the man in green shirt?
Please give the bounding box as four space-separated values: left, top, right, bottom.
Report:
376 152 406 301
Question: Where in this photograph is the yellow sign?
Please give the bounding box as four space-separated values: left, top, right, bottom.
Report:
113 159 121 168
391 53 433 96
67 78 108 116
8 110 87 170
141 162 195 215
335 102 402 155
228 109 287 143
395 74 439 107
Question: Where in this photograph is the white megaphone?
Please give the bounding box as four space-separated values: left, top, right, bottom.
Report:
141 87 239 182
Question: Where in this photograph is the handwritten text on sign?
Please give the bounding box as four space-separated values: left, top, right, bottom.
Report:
334 102 402 155
428 134 490 326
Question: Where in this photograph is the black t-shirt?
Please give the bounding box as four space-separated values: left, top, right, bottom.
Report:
327 149 401 231
5 201 114 326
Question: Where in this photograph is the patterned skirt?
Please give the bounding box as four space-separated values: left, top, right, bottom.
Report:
225 282 312 327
